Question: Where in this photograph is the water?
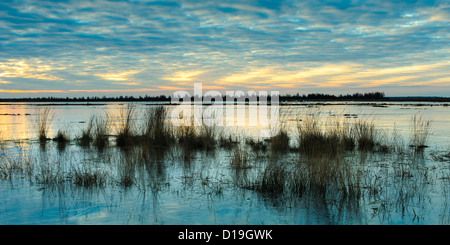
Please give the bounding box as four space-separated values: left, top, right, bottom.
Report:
0 101 449 224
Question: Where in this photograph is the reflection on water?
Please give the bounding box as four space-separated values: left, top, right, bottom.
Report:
0 102 449 224
1 101 449 146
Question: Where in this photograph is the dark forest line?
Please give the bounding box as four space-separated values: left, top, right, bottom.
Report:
1 92 450 102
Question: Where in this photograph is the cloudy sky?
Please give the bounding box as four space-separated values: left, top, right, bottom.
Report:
0 0 449 98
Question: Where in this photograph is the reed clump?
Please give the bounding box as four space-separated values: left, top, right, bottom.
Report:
77 115 95 147
36 107 54 144
230 147 251 169
92 114 110 150
409 113 432 151
142 106 174 147
353 118 377 151
245 137 268 151
270 128 290 153
198 124 218 150
176 121 217 151
176 122 200 149
115 105 137 147
218 129 239 149
53 129 70 150
296 112 354 157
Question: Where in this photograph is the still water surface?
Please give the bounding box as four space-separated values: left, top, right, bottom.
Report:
0 101 449 224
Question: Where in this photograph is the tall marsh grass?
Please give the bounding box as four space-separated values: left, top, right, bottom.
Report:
296 112 354 156
176 121 217 151
115 105 137 147
270 128 290 153
77 115 95 146
142 106 174 147
92 114 110 150
230 147 251 169
52 129 70 151
36 107 54 144
27 106 432 159
2 104 448 225
410 113 432 151
353 118 377 151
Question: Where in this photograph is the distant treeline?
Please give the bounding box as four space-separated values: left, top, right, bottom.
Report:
1 92 449 102
279 92 386 101
0 95 171 102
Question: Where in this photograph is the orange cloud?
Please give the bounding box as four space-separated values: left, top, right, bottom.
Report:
274 83 298 88
218 64 355 86
0 59 64 81
120 82 140 86
245 85 270 89
157 86 189 90
202 85 226 90
68 88 159 93
162 70 205 82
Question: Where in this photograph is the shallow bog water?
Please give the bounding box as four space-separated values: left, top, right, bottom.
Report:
1 101 449 147
0 101 449 225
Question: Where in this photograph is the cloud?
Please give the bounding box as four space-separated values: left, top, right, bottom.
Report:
0 59 64 81
162 70 206 82
96 70 142 81
0 0 448 97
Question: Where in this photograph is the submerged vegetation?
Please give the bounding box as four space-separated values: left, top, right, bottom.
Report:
1 104 449 224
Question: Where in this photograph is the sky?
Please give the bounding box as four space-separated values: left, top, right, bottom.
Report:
0 0 449 98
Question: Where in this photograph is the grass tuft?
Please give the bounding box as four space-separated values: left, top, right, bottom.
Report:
92 114 110 150
230 147 251 169
115 105 137 147
409 113 432 151
270 128 290 153
296 112 354 156
143 106 174 147
53 129 70 150
77 115 95 147
354 118 376 151
36 107 54 144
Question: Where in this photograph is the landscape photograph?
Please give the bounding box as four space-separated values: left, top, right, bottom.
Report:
0 0 449 237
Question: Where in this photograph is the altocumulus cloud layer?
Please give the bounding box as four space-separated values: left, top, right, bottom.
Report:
0 0 449 97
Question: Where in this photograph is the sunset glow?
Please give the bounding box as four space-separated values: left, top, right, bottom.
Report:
0 0 448 98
